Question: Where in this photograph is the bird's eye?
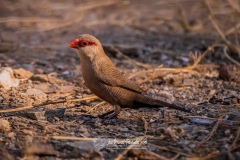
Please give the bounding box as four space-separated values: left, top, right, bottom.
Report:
82 41 88 46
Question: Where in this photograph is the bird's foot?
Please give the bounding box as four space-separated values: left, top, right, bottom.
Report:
101 112 118 123
98 110 115 119
98 106 121 123
98 110 119 123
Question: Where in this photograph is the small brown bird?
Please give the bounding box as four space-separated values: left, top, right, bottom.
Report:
69 34 190 118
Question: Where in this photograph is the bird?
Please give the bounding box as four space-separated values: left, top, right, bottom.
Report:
68 34 190 119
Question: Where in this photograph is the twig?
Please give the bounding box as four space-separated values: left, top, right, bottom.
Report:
137 45 214 84
128 64 162 79
139 68 199 84
227 0 240 13
0 17 55 23
233 13 239 51
75 0 119 12
148 143 190 157
142 150 169 160
223 46 240 66
228 127 240 159
205 0 239 55
226 23 240 35
129 63 200 83
196 115 225 148
170 154 180 160
0 95 98 113
87 101 106 114
175 4 202 32
186 45 214 70
138 115 148 136
186 151 219 160
52 136 96 141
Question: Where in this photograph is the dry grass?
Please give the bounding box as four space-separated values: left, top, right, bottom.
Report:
205 1 239 51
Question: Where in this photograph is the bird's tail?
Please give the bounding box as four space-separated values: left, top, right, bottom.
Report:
132 95 191 113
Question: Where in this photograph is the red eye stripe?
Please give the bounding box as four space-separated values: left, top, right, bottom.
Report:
77 39 97 47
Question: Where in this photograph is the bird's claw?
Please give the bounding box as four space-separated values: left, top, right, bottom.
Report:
101 112 118 123
98 110 119 123
98 110 115 119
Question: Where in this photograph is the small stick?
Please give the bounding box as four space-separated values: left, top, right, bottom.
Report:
52 136 96 141
196 115 225 149
0 95 98 113
148 143 190 157
87 101 106 114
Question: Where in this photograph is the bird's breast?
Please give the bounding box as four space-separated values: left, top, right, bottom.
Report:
80 58 98 86
80 58 116 103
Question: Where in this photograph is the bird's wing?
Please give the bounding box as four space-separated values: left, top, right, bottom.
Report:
95 58 145 94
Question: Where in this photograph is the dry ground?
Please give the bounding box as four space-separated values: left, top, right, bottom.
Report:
0 0 240 160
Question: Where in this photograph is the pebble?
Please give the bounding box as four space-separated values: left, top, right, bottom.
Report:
0 67 19 90
14 68 33 79
224 129 231 136
22 129 33 136
7 132 15 139
0 119 11 132
25 135 33 144
191 118 213 125
26 88 47 99
120 127 129 132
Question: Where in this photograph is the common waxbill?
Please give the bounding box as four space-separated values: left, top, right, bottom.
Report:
68 34 190 118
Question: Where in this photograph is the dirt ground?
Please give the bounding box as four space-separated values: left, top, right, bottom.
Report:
0 0 240 160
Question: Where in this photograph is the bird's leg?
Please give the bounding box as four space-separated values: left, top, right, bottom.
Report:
100 106 122 122
98 110 115 119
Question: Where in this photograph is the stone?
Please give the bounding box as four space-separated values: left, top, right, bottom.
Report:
0 119 11 132
0 67 19 90
14 68 33 79
26 88 47 99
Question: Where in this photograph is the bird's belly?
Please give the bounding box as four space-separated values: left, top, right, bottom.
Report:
86 80 116 104
85 77 137 108
94 85 138 108
81 60 137 107
81 62 116 104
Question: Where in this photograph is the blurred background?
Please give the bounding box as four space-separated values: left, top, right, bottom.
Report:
0 0 239 73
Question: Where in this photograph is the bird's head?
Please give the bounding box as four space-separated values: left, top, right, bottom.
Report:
68 34 103 60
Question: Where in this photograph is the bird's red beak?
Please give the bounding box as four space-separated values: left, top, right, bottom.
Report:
68 39 78 49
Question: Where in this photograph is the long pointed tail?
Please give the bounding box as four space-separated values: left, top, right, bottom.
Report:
132 96 191 113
